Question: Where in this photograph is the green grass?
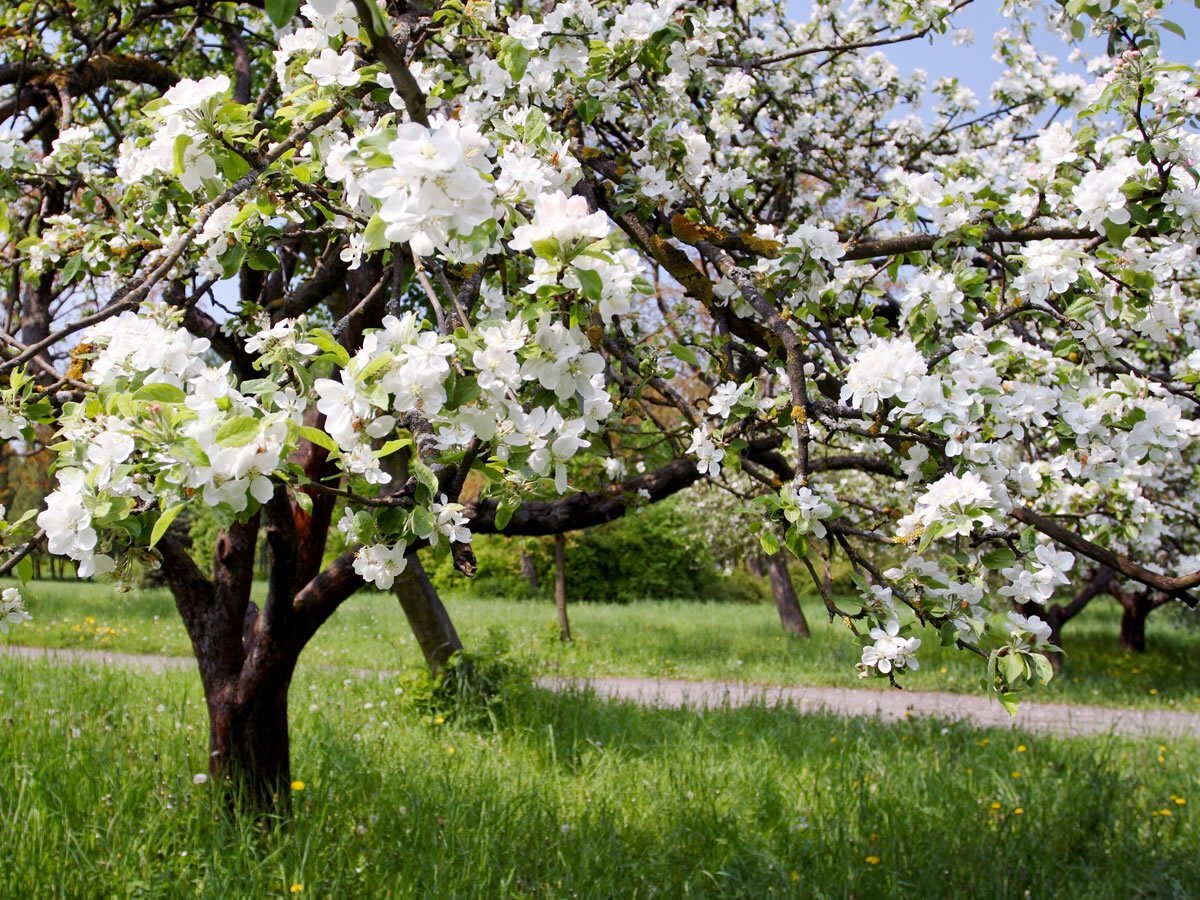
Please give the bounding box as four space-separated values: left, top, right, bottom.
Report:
1 657 1198 898
5 578 1200 709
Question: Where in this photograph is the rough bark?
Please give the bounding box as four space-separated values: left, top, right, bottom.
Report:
520 550 538 591
158 523 299 810
766 551 809 637
1111 582 1164 654
554 533 570 641
392 553 465 675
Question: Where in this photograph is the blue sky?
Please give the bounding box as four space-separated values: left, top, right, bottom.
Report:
784 1 1200 105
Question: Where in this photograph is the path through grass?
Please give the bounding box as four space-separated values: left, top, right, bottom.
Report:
4 579 1199 709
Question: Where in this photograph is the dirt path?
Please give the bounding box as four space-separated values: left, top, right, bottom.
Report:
4 643 1199 738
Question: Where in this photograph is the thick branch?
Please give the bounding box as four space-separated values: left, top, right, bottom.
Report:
1012 507 1200 605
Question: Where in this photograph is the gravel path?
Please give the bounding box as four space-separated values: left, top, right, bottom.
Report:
4 643 1199 738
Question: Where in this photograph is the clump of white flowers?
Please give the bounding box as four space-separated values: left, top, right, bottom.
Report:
858 619 921 677
999 545 1075 605
779 482 834 539
331 116 496 260
897 472 1002 542
841 337 928 414
353 542 409 590
687 427 724 477
0 587 31 633
1007 611 1053 651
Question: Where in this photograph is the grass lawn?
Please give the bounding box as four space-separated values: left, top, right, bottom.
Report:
0 657 1198 897
3 578 1199 709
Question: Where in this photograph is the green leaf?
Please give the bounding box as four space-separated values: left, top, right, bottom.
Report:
1160 18 1186 38
999 652 1025 685
529 236 561 261
363 213 390 252
298 425 338 453
1103 217 1131 248
60 254 83 285
172 133 191 175
149 502 186 549
215 415 260 447
998 692 1021 717
759 530 780 556
265 0 299 27
410 504 435 538
498 37 531 81
172 437 211 468
1030 653 1055 686
218 243 247 279
668 342 698 367
377 436 413 458
412 457 438 499
980 547 1017 569
135 383 186 404
307 329 351 367
294 491 314 516
576 267 604 302
15 554 33 585
494 495 521 531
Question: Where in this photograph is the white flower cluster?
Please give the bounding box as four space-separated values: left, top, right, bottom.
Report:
841 337 928 414
328 117 496 260
779 482 834 539
687 427 724 478
353 542 409 590
858 620 921 677
898 472 1002 540
999 545 1075 605
0 587 31 633
116 75 231 192
1007 611 1053 651
37 310 301 575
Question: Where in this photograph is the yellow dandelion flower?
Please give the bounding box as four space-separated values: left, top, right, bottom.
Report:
290 884 303 894
865 856 881 865
291 780 305 792
1174 797 1187 806
1013 808 1024 816
446 746 456 755
990 802 1002 810
1011 771 1021 779
1016 745 1027 753
789 871 800 883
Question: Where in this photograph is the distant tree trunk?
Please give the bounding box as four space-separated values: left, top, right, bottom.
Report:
1118 602 1148 653
745 555 765 578
520 549 538 591
392 554 465 676
1111 582 1161 653
766 551 809 638
554 533 570 641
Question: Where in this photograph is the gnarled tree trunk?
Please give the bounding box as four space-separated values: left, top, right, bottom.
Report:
766 551 809 637
392 553 465 676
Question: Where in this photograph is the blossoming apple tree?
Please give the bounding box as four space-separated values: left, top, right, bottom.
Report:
2 0 1200 802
